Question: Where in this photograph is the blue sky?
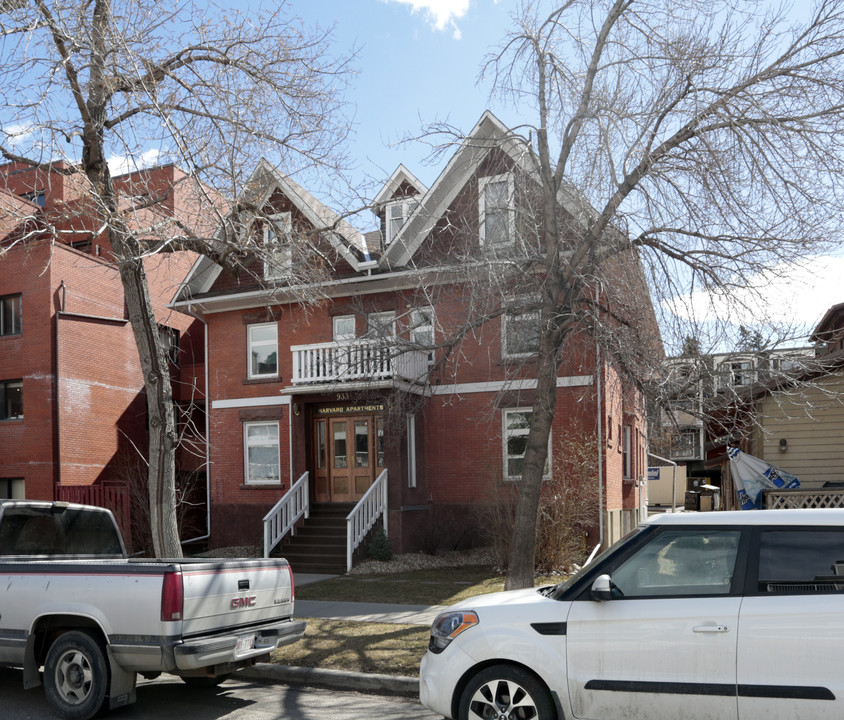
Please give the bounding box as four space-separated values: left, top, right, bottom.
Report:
289 0 519 195
285 0 841 341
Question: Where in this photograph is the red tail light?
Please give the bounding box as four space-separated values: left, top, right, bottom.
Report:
161 570 184 622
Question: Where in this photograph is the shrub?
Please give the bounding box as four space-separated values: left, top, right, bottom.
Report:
367 527 393 561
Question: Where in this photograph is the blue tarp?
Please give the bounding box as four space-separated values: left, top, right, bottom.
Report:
728 446 800 510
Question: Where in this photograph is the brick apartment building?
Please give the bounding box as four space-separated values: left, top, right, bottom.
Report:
0 162 210 544
172 112 655 568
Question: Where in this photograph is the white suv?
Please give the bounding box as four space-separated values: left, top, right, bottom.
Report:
419 509 844 720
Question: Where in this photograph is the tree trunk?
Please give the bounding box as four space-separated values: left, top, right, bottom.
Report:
505 318 561 590
115 243 182 558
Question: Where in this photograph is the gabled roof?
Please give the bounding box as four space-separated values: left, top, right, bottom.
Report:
248 159 369 266
381 111 536 269
371 164 428 209
171 159 373 306
811 301 844 342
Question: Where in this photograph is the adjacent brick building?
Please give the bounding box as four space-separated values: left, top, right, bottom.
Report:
0 163 209 543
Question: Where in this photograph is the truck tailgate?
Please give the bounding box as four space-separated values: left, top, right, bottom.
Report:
178 559 294 637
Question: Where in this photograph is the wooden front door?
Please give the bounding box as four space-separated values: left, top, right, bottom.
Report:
314 415 383 503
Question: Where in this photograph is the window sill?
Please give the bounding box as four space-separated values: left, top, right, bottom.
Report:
243 376 282 385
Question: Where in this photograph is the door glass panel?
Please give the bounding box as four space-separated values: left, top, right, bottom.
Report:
355 421 369 468
333 424 347 469
376 418 384 467
316 420 326 469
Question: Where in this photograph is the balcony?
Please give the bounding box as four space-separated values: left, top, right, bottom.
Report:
290 339 429 387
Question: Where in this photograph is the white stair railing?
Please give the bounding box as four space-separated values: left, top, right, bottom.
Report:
263 471 309 558
346 469 388 572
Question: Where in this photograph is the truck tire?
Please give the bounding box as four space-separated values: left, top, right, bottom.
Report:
458 664 556 720
43 630 109 720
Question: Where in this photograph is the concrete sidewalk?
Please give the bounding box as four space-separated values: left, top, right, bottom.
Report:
247 571 440 697
295 599 445 625
293 572 446 625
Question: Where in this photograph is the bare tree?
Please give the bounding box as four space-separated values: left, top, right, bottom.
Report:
0 0 352 556
436 0 844 588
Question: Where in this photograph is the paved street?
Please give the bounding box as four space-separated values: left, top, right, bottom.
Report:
0 668 439 720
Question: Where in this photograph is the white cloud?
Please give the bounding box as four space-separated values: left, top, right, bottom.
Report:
107 148 162 176
2 123 37 146
664 255 844 343
382 0 470 38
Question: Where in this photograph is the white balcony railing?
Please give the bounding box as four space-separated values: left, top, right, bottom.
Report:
291 340 429 385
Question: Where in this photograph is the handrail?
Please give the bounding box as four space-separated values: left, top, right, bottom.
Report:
346 469 388 572
263 471 310 558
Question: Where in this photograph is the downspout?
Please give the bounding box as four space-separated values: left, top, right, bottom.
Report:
180 304 211 546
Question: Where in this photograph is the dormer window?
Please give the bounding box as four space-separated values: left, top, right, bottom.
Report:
384 198 418 245
479 173 514 247
263 212 292 280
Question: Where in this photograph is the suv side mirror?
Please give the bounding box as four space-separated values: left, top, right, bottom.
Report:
591 574 613 602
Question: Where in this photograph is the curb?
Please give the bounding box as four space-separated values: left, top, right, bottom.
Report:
239 663 419 697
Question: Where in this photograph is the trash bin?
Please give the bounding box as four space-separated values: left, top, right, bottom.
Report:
684 491 700 511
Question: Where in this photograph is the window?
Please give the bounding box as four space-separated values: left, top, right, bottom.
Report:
384 198 419 245
671 428 701 460
758 529 844 594
611 529 741 597
263 212 293 280
22 190 45 207
0 380 23 420
0 294 21 336
479 173 514 247
622 426 632 478
502 309 540 359
409 307 435 364
244 422 280 484
407 414 417 488
158 325 180 365
719 358 755 389
0 478 24 499
247 323 278 379
367 311 396 339
333 315 356 342
503 408 550 481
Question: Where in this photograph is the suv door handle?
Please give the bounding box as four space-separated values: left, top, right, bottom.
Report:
693 624 729 633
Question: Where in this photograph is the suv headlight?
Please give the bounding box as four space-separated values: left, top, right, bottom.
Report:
428 611 479 654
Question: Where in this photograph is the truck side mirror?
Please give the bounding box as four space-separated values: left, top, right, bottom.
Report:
590 574 613 602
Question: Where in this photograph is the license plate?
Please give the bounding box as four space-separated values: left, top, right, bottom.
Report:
236 634 255 654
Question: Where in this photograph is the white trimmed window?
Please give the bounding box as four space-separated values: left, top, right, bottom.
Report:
407 414 417 488
479 173 514 247
503 408 551 482
244 421 280 485
384 198 419 245
502 309 540 359
410 307 435 364
247 323 278 379
263 212 293 280
367 311 396 339
333 315 356 342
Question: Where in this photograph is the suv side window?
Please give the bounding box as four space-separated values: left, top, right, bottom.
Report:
611 529 741 597
758 529 844 594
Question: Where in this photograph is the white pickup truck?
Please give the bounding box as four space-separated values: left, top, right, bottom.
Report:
0 500 306 720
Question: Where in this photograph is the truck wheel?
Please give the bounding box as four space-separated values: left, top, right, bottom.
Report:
458 664 556 720
43 630 108 720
